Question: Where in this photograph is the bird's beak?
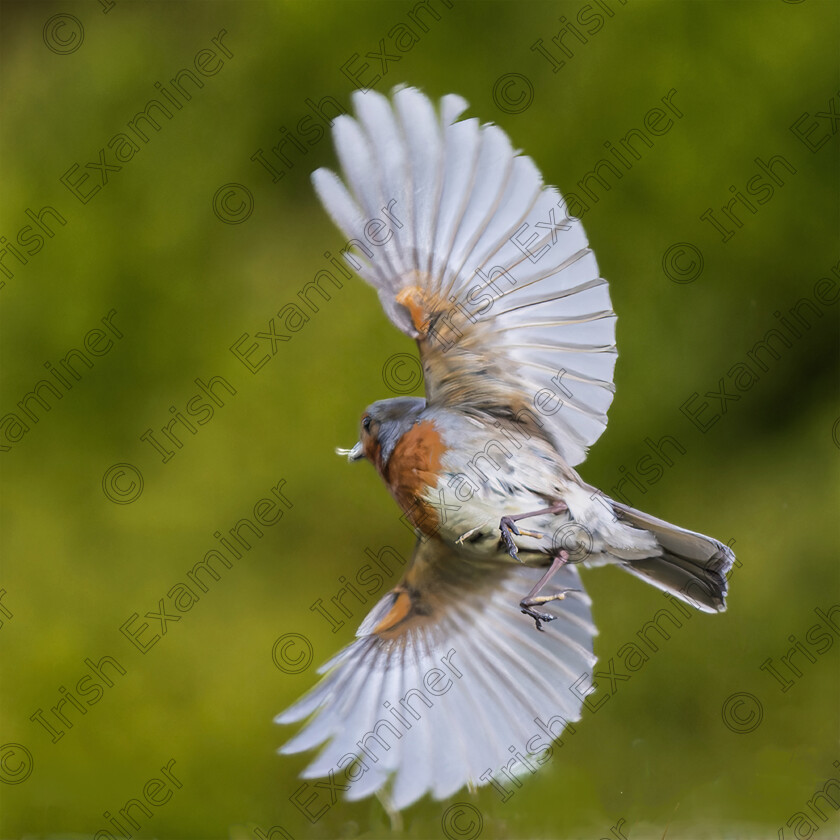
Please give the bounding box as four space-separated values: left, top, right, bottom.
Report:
335 442 364 462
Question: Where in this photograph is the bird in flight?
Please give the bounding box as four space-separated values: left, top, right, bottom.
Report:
277 86 735 810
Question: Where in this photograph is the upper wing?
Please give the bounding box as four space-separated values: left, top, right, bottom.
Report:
276 538 596 810
312 86 617 466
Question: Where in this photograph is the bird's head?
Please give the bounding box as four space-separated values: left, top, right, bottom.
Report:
337 397 427 470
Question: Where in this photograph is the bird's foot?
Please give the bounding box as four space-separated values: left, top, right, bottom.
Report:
519 585 579 631
520 605 557 632
499 503 567 562
499 516 523 562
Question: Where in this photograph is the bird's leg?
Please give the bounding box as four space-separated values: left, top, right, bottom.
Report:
499 501 568 562
520 550 577 631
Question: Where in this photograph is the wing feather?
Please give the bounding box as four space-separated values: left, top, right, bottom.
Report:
311 87 618 465
394 87 445 275
277 539 597 808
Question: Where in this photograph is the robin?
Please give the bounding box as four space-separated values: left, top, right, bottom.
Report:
277 86 735 810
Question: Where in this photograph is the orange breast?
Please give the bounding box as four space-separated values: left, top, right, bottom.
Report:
382 420 447 536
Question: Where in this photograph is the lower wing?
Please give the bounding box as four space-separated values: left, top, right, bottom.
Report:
276 537 597 809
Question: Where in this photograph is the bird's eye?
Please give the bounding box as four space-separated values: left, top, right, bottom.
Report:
362 416 372 432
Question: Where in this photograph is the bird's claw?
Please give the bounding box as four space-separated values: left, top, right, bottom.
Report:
520 606 557 632
499 516 523 562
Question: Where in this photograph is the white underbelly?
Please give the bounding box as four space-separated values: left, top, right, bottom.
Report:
423 471 659 565
423 470 566 559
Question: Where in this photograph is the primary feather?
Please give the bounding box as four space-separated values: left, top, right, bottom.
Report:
311 86 617 467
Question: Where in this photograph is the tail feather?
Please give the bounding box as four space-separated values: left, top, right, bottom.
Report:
610 500 735 613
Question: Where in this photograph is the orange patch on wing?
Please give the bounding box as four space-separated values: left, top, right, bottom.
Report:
396 286 430 335
373 589 412 634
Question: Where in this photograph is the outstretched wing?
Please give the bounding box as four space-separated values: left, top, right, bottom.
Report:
312 86 617 466
276 538 597 809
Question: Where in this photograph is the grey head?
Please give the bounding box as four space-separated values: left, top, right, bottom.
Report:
336 396 427 468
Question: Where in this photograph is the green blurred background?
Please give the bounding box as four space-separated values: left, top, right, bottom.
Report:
1 1 838 837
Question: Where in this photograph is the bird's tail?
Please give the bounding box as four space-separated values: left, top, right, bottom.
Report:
609 500 735 613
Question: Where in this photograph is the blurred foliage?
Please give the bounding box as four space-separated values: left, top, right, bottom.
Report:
1 0 838 838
